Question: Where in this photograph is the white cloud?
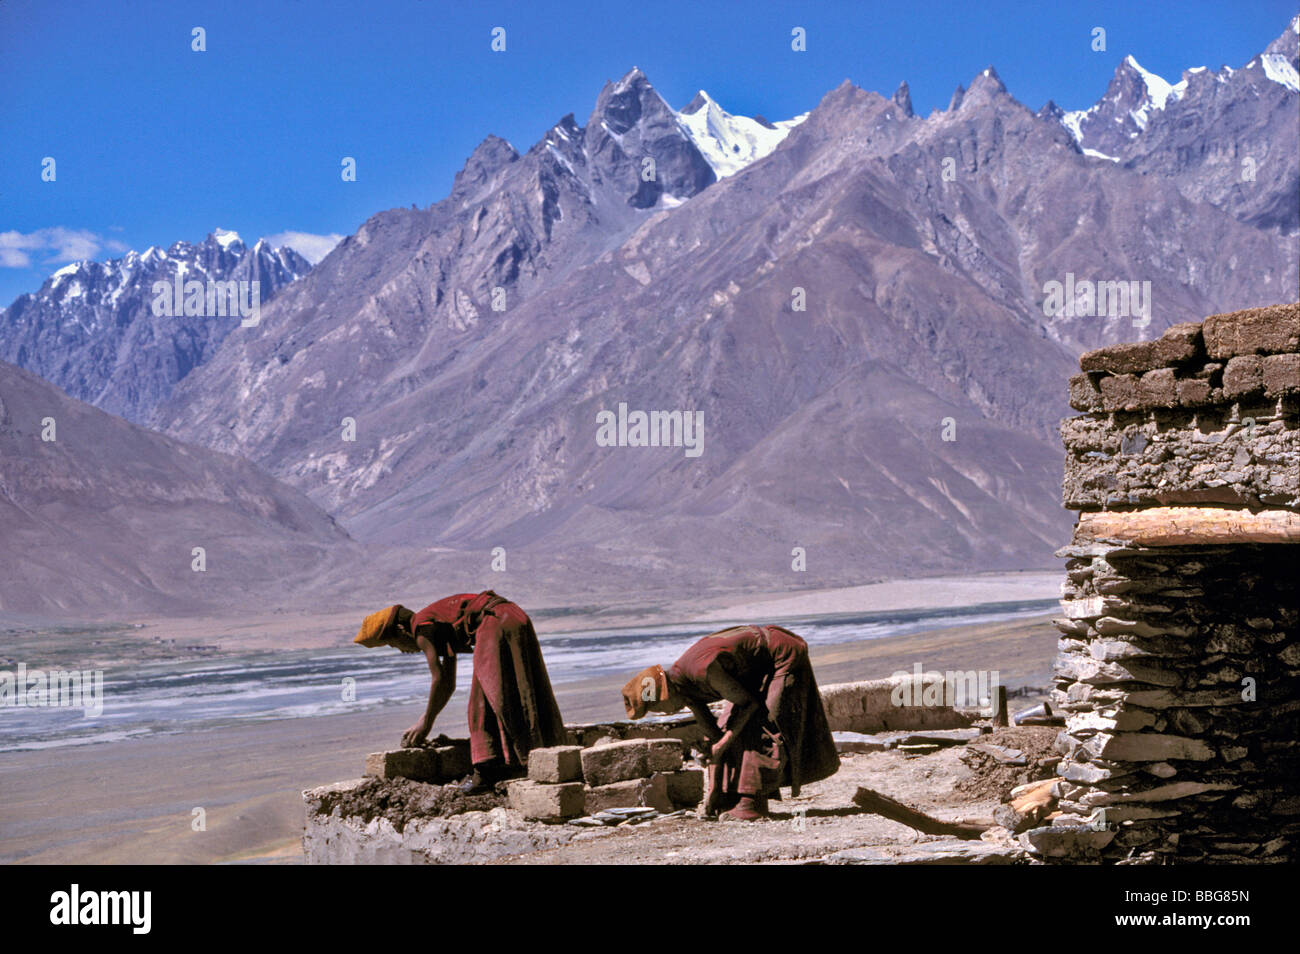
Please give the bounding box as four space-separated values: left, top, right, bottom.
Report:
0 227 128 268
264 230 345 265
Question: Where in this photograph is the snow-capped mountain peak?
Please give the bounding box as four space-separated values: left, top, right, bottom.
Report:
675 90 807 179
1 231 314 422
212 227 243 250
1060 20 1297 160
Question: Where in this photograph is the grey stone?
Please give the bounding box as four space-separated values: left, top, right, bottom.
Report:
507 780 586 821
584 774 672 813
1018 825 1116 858
581 739 652 786
527 745 584 783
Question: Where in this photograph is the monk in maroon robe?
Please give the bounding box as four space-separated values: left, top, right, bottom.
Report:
355 591 567 793
622 625 839 820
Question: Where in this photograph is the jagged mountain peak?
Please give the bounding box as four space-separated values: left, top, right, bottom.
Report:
450 134 520 200
954 66 1010 111
891 80 913 117
1267 14 1300 59
589 65 674 136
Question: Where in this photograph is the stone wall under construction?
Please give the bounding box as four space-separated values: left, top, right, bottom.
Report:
1036 302 1300 864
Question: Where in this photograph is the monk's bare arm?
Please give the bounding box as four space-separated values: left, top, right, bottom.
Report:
401 635 457 747
707 663 764 758
686 700 724 744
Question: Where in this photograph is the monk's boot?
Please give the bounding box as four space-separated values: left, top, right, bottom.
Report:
457 763 498 795
720 795 766 822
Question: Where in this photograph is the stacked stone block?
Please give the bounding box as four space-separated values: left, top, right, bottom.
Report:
508 738 706 822
578 738 703 813
507 745 587 822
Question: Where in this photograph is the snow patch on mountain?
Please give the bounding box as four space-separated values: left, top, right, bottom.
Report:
675 91 807 179
1123 56 1186 130
213 227 243 250
1258 53 1300 92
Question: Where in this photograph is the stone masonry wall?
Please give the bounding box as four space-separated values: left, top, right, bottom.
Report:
1064 303 1299 510
1039 303 1300 864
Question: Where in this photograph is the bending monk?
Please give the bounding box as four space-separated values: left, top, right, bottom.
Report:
622 625 839 820
355 591 567 793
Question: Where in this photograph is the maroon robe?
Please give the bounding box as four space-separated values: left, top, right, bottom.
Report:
411 591 566 767
669 625 839 805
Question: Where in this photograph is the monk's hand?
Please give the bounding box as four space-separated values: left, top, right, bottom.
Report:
401 721 431 748
692 739 714 766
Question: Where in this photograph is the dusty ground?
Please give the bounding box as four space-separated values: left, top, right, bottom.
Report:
497 732 1057 864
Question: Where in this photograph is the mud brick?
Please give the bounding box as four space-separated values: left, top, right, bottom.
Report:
1175 376 1213 407
1099 373 1138 411
507 780 585 821
1262 353 1300 397
528 745 584 783
584 774 672 813
1135 368 1177 407
1222 355 1264 399
646 738 684 773
581 739 653 785
665 768 705 807
1151 322 1205 366
364 749 438 782
1203 303 1300 358
1069 373 1104 411
1079 322 1203 375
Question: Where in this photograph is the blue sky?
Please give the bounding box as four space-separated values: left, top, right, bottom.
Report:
1 0 1295 305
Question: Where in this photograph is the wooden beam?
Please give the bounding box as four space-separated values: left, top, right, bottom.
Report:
851 787 990 840
1075 507 1300 546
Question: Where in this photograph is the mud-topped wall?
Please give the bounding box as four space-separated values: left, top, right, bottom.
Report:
1037 303 1300 864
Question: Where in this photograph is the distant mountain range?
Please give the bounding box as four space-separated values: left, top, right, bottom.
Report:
0 231 309 423
2 16 1296 614
1052 15 1298 232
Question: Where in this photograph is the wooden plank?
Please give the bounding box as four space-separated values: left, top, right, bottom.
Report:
851 787 990 840
1075 507 1300 546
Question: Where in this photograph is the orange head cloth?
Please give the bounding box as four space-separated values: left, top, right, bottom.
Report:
355 605 403 648
621 665 669 720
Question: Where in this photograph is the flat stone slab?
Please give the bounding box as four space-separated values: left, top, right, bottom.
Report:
1019 824 1116 858
821 679 976 733
827 840 1025 865
833 728 982 753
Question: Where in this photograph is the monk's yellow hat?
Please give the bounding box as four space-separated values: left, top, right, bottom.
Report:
355 605 402 647
621 665 669 720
